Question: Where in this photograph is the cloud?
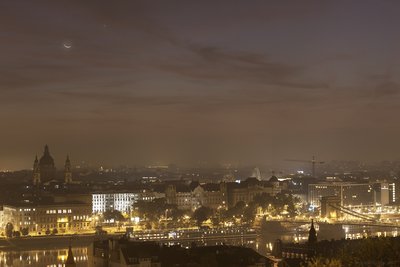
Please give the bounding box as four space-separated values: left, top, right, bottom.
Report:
373 81 400 98
156 44 328 90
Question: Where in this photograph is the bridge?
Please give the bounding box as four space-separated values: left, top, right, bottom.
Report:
263 216 400 228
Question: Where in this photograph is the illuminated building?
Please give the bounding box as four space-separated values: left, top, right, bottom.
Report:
389 182 397 204
373 182 389 206
165 182 227 210
165 178 279 210
226 178 278 208
308 182 389 207
92 191 164 214
92 192 139 214
1 202 92 234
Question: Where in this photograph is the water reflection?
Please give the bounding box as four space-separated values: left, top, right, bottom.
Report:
0 247 88 267
1 226 399 267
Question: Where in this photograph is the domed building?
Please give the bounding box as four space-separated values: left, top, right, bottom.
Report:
32 145 73 185
38 145 56 182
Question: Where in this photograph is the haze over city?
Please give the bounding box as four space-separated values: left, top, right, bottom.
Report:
3 1 400 267
2 0 400 170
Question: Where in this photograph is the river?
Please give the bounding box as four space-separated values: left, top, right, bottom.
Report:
1 223 399 267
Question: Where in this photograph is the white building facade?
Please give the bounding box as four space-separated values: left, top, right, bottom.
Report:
92 191 165 214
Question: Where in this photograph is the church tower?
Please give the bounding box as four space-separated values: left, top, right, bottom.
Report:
308 219 317 245
32 155 41 185
65 244 76 267
64 155 73 184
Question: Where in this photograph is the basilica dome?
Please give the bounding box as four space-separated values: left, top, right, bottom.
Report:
39 145 54 166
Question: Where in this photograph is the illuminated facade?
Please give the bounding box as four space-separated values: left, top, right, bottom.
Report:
227 178 277 208
389 182 397 203
308 182 390 207
92 193 139 214
165 179 279 210
92 191 164 214
1 202 92 234
165 183 227 210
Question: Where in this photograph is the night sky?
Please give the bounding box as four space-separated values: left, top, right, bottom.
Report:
1 1 400 169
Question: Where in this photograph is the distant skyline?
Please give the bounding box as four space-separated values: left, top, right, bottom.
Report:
1 1 400 169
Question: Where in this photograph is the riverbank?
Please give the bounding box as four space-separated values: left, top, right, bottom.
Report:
0 227 258 250
0 233 118 251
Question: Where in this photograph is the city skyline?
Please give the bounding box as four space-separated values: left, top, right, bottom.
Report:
3 2 400 267
2 1 400 169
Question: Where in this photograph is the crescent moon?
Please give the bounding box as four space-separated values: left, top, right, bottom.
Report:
63 43 72 49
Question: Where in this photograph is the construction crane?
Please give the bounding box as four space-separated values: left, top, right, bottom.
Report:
285 156 325 178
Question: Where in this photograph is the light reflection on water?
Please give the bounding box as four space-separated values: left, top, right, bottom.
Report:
0 247 88 267
1 227 399 267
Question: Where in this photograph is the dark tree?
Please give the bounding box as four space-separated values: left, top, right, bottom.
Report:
5 223 13 238
224 201 246 218
103 210 125 222
12 231 20 238
253 192 299 217
243 202 257 222
20 227 29 236
193 206 213 226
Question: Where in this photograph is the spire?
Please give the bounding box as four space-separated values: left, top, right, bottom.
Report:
65 244 76 267
65 155 71 167
64 155 73 184
33 155 39 169
33 155 41 185
44 145 50 156
65 155 71 171
308 219 317 245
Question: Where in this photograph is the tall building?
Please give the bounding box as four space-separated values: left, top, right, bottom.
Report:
308 182 391 208
33 155 41 185
64 155 73 184
389 182 397 204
